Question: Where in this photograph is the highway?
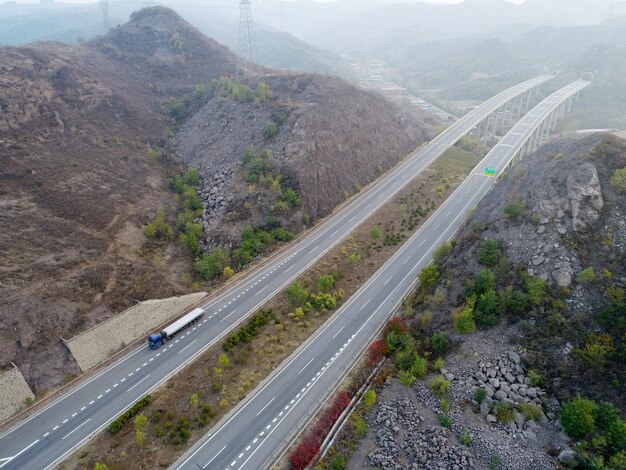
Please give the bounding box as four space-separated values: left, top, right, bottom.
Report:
172 79 589 470
0 75 552 470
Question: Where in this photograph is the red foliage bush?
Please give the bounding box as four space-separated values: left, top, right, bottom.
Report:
289 391 352 469
384 317 407 337
367 338 389 366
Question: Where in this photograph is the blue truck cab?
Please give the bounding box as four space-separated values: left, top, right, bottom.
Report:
148 333 163 350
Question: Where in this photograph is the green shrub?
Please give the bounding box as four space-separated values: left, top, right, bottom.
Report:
453 304 476 334
560 396 597 439
477 240 502 267
577 267 596 284
433 358 445 372
109 395 153 434
317 274 335 293
610 167 626 192
195 248 230 280
494 403 514 423
433 242 452 263
460 429 472 446
504 202 526 220
398 369 416 386
527 369 542 387
370 228 381 239
264 121 278 140
431 332 450 356
525 276 546 306
517 403 542 421
285 282 309 307
419 265 440 292
282 188 301 208
145 210 173 242
438 413 453 428
474 269 496 296
223 310 272 351
329 454 347 470
429 375 450 398
410 356 428 379
363 389 376 407
474 388 487 403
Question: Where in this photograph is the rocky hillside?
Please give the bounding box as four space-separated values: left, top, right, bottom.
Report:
0 7 426 394
178 73 427 252
345 133 626 470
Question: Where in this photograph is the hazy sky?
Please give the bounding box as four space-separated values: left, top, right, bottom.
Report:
1 0 527 4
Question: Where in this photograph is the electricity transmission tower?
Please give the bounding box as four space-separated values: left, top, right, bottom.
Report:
99 0 110 32
237 0 262 76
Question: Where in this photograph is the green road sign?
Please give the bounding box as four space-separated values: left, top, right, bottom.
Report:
484 167 496 177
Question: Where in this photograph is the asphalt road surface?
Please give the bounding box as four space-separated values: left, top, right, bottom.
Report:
172 79 589 470
0 75 553 470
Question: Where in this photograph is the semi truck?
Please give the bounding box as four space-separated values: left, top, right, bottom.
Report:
147 307 205 349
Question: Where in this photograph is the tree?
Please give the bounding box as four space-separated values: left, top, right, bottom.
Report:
418 265 440 292
430 332 450 356
453 304 476 334
474 289 500 327
477 240 501 267
560 396 597 439
474 269 496 296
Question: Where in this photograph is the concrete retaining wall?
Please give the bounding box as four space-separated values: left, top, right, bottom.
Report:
0 366 35 423
66 292 207 372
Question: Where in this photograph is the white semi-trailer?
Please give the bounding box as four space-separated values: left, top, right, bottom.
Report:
147 307 204 349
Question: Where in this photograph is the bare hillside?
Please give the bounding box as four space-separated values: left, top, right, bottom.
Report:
0 7 427 393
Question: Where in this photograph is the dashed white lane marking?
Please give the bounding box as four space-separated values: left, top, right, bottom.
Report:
290 399 295 404
245 446 251 451
259 432 265 437
135 367 141 372
256 396 276 416
286 265 294 272
62 418 91 440
457 198 462 206
361 298 371 310
384 275 393 285
105 389 110 394
71 413 77 418
238 453 244 459
156 353 161 357
203 319 207 323
332 325 346 339
149 358 154 362
120 378 126 383
53 425 59 431
174 340 179 344
255 285 268 296
434 223 441 231
127 374 150 393
142 362 147 367
43 432 49 438
308 246 318 254
62 419 69 424
81 406 86 411
419 239 426 247
113 383 118 388
299 358 314 374
253 438 258 443
97 395 102 399
330 230 338 237
231 461 237 466
89 400 94 405
403 256 411 265
265 425 271 430
272 417 277 423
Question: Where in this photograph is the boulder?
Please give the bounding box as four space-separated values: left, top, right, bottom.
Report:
508 351 521 364
504 372 516 384
558 450 577 465
489 378 500 388
486 414 497 424
480 401 491 417
552 262 573 287
494 390 508 401
566 162 604 231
